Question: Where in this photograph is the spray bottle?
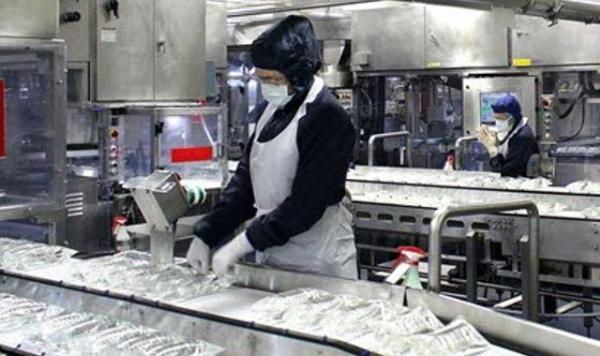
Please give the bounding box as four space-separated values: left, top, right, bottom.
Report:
385 246 427 289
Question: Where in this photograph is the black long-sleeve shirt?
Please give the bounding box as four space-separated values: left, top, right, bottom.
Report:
193 84 356 251
490 124 539 178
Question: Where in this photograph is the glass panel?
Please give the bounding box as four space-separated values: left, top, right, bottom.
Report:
66 68 85 103
0 47 61 207
159 109 225 182
114 114 154 181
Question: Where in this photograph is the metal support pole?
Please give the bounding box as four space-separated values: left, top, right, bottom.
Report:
428 200 540 321
465 230 482 304
150 225 176 265
520 235 533 320
367 131 412 167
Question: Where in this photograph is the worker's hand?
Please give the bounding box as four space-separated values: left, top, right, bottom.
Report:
212 232 254 276
477 125 499 157
186 238 211 274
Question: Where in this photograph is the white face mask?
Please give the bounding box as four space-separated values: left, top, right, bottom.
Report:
261 83 293 107
494 115 514 140
495 119 511 133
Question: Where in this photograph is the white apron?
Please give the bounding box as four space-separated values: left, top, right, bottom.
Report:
250 77 358 280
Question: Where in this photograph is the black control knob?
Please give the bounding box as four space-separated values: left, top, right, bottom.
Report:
60 11 81 24
106 0 119 19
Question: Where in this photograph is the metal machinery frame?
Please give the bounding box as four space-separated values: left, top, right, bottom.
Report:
92 103 229 185
68 103 229 253
367 130 412 167
88 103 229 257
428 200 540 321
0 35 67 246
348 169 600 322
56 0 234 253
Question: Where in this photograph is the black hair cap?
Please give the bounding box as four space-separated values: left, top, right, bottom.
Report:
250 15 322 91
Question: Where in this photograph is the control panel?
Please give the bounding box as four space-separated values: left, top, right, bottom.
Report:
108 126 119 177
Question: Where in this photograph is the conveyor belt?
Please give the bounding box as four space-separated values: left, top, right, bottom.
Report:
0 270 373 356
1 239 599 355
0 292 223 356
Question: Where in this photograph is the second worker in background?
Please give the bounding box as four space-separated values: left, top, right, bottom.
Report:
477 94 539 178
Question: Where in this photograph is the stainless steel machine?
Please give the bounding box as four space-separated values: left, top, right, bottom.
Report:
55 0 232 253
59 0 207 102
0 0 66 246
128 170 193 264
351 3 600 176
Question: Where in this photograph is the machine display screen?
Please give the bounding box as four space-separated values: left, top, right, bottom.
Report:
480 91 517 125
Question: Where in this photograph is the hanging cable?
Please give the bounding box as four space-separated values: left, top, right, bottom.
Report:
556 90 584 119
559 98 586 142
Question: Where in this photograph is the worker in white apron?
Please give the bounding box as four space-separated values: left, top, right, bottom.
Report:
187 15 358 280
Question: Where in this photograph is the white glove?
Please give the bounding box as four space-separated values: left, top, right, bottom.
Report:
186 238 211 274
477 126 499 157
212 232 254 276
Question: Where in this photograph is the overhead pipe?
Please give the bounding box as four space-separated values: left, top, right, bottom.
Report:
227 0 600 24
422 0 600 24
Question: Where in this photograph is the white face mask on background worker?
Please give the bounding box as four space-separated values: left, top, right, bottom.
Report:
494 112 515 141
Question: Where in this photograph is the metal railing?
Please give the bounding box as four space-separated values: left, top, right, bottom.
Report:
428 199 540 321
367 131 412 167
454 135 478 170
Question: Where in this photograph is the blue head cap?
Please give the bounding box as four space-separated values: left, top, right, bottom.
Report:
491 94 523 123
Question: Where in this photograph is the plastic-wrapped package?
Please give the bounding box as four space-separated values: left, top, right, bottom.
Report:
251 288 333 316
0 296 63 346
399 318 490 356
583 206 600 219
566 180 600 194
369 307 443 337
20 250 231 303
0 238 76 272
65 323 223 356
319 297 408 339
348 307 443 353
52 251 233 302
252 289 410 340
88 325 161 353
147 340 223 356
120 335 179 355
34 312 115 346
0 298 60 334
0 240 233 303
251 289 490 356
0 293 224 356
